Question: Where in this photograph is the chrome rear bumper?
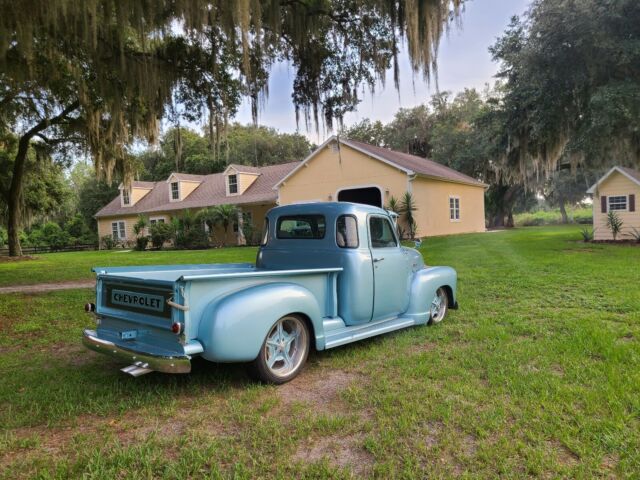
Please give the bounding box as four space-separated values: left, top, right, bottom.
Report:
82 329 191 374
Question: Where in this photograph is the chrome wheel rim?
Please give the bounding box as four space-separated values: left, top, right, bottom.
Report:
264 316 308 378
430 288 448 323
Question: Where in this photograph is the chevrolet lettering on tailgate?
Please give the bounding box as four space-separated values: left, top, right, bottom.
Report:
111 289 165 313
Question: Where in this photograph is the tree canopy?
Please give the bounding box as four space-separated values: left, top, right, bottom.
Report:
0 0 462 180
139 124 313 181
490 0 640 182
0 0 462 255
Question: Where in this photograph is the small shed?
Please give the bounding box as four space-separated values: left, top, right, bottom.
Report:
587 166 640 240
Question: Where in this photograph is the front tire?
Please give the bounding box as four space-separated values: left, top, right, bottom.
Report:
251 314 310 384
429 287 448 324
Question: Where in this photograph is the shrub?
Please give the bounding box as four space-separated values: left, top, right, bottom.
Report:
606 211 623 240
40 222 71 250
149 222 173 250
175 228 209 249
64 214 95 244
135 236 149 251
579 227 594 242
0 227 6 247
101 235 116 250
628 227 640 243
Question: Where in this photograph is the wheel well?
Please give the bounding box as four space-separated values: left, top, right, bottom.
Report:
441 286 455 309
290 312 316 351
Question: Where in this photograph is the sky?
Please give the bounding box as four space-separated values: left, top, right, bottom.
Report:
234 0 531 144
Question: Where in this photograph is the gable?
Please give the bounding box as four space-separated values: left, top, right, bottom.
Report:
587 166 640 194
599 170 640 192
280 142 408 187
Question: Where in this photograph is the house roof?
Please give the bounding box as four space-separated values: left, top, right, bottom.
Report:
274 135 487 189
586 166 640 194
96 162 299 218
119 180 155 190
227 164 262 174
168 172 205 182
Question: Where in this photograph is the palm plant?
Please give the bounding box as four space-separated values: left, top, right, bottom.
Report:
606 211 623 241
209 204 239 246
385 196 400 214
400 191 418 240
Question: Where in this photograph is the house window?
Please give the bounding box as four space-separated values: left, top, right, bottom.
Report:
228 174 238 194
171 182 180 200
122 189 130 205
149 218 165 225
449 196 460 221
608 196 627 211
111 221 126 240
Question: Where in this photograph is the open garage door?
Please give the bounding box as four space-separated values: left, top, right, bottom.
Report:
337 187 382 207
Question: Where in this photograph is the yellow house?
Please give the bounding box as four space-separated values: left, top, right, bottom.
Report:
95 163 298 247
587 166 640 240
275 136 487 237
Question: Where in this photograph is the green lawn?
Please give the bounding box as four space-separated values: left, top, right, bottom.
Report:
0 247 258 287
1 225 639 478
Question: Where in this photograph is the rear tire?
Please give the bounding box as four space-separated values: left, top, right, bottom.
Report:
251 314 310 384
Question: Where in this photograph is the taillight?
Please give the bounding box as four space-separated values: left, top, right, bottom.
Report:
84 302 96 313
171 322 183 335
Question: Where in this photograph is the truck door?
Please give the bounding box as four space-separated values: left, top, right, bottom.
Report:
368 215 411 320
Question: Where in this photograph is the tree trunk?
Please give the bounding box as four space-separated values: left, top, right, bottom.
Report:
5 101 79 256
558 196 568 224
7 136 31 256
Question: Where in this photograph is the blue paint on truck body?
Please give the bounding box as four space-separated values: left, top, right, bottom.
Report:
83 202 458 374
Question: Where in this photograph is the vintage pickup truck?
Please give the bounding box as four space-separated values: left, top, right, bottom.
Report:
83 202 457 383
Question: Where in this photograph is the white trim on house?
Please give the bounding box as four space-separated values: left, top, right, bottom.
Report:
273 136 414 190
111 220 126 240
608 195 628 212
587 166 640 194
449 195 461 222
120 188 131 207
416 173 490 189
226 172 240 196
169 180 181 202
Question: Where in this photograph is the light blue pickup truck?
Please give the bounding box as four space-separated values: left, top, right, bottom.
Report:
83 202 457 383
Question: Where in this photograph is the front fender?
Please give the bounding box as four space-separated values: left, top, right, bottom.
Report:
404 266 457 324
198 282 324 362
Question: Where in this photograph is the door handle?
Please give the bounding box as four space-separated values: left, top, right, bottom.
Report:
373 257 385 263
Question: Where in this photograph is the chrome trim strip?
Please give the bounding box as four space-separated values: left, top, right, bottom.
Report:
82 329 191 374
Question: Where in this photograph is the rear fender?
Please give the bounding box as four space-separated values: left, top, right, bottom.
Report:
404 266 457 324
198 282 324 362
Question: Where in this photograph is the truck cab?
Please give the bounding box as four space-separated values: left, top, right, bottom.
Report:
258 203 425 325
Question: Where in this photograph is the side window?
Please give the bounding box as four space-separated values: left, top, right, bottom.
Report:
336 215 359 248
369 216 398 248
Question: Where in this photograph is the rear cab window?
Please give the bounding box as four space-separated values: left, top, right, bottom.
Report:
276 215 326 239
369 216 398 248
